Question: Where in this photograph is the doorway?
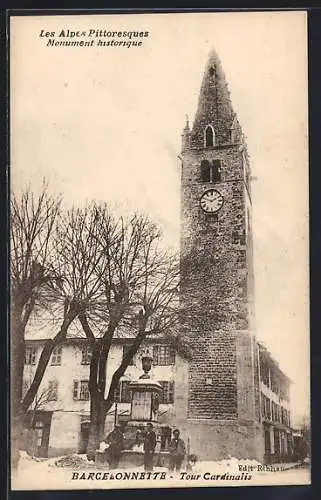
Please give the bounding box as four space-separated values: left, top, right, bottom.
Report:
31 411 52 457
264 426 271 464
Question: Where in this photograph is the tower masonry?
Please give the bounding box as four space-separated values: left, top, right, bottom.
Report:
176 50 263 460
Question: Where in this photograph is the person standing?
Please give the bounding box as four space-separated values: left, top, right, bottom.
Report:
105 425 124 470
135 425 144 447
143 422 156 471
168 428 186 472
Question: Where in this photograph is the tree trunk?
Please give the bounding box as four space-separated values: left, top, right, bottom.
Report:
11 407 24 471
85 321 118 459
86 393 101 461
22 313 77 412
98 400 106 437
86 341 102 460
83 313 148 459
11 304 26 470
86 390 107 460
102 318 148 420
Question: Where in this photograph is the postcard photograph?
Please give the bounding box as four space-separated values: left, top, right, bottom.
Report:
9 10 310 490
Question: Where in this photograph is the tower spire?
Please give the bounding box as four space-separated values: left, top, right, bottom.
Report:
190 49 236 148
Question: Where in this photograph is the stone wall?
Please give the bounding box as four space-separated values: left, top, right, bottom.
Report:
180 146 251 333
179 51 255 422
187 332 237 419
180 142 254 420
236 331 257 421
175 419 264 462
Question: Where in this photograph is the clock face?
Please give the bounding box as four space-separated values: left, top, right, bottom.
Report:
200 189 224 213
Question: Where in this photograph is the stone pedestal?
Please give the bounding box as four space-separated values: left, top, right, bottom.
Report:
96 351 168 469
122 420 166 451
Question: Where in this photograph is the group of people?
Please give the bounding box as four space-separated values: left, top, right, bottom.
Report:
104 423 192 472
143 423 187 472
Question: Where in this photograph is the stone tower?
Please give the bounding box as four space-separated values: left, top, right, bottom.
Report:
177 50 263 460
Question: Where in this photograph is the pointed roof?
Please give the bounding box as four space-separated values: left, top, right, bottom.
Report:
190 49 236 148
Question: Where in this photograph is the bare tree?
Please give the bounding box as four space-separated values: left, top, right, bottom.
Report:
77 211 180 457
11 189 180 463
22 378 59 458
11 190 111 467
29 384 58 426
21 203 111 412
11 182 61 468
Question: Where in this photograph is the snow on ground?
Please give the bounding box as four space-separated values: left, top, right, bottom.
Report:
11 452 310 490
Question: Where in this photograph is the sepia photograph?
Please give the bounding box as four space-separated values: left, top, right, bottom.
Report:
9 10 310 489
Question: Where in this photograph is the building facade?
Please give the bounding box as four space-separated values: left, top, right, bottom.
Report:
23 335 293 463
23 336 188 458
22 50 294 464
258 342 293 463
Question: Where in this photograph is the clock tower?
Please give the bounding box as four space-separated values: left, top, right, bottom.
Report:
177 50 263 460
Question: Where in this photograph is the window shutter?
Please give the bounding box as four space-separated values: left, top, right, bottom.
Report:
212 160 221 182
123 345 134 365
77 380 89 401
169 346 176 365
73 381 79 400
159 381 173 403
200 160 211 182
168 381 174 403
152 345 158 365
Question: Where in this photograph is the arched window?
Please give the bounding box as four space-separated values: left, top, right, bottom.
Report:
201 160 211 182
205 125 215 147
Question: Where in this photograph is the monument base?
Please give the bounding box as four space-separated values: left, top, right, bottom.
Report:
121 420 165 451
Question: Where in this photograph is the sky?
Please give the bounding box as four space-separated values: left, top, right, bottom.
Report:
10 11 309 425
